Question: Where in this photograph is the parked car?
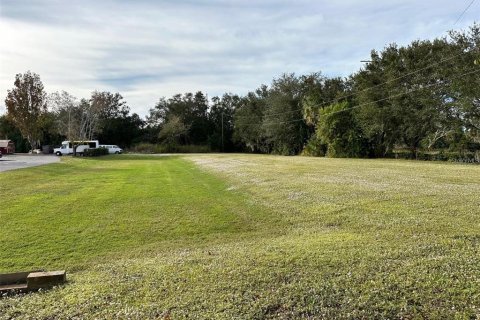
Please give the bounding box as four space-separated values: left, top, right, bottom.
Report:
0 150 2 158
100 145 123 154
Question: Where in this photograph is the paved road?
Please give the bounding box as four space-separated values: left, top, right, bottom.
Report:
0 154 60 172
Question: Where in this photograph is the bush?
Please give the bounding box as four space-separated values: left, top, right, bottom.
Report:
128 143 211 154
392 149 480 163
84 147 109 157
173 145 211 153
301 134 326 157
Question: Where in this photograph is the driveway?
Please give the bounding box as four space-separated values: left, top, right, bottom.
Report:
0 154 60 172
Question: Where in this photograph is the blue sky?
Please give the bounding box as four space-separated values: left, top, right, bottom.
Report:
0 0 478 116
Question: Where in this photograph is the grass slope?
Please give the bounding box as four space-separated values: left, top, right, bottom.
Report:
1 154 479 319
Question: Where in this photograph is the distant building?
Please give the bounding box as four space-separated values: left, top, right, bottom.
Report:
0 140 15 154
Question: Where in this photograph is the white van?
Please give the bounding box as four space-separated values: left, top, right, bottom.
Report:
100 145 123 154
54 140 99 156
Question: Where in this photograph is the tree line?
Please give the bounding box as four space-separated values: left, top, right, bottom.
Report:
2 24 479 159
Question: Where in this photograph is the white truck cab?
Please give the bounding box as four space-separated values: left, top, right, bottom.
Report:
54 140 99 156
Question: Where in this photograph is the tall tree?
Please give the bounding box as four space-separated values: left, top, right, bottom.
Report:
262 74 311 155
5 71 47 150
233 86 269 152
48 91 79 141
48 92 102 155
91 91 129 120
91 91 143 147
147 91 211 146
208 93 240 151
447 24 480 143
352 48 402 157
188 91 210 145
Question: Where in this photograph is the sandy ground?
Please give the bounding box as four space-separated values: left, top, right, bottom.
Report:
0 154 60 172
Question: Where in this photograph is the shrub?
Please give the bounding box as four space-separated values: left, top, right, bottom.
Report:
84 147 109 157
128 143 211 154
301 134 326 157
392 149 480 163
175 145 211 153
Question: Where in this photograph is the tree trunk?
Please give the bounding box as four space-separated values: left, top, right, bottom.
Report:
27 135 36 152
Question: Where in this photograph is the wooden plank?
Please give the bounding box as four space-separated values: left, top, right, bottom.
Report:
0 270 42 285
0 283 28 293
27 271 66 290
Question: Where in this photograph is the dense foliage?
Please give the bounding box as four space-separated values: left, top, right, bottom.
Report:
83 147 109 157
1 25 479 158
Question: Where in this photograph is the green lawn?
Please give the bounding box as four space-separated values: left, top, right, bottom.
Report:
1 154 479 319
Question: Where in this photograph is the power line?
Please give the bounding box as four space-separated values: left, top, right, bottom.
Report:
234 4 479 122
307 52 474 112
318 68 479 117
454 0 477 25
236 68 480 127
234 49 474 120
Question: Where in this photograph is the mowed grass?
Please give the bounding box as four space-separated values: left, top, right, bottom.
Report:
0 155 271 272
1 154 480 319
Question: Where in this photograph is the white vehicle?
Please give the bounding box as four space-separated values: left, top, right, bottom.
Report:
54 140 99 156
100 145 123 154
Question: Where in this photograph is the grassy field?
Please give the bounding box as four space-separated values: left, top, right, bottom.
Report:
0 154 479 319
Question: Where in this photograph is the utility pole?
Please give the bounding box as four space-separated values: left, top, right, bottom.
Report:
221 112 224 152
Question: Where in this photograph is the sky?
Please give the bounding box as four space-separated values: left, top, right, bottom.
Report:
0 0 478 117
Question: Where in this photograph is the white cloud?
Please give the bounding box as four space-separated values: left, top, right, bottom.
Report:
0 0 478 116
